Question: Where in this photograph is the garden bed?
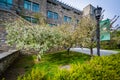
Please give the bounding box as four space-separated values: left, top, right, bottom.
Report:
1 51 90 80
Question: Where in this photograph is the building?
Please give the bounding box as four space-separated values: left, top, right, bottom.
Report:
0 0 95 50
0 0 95 26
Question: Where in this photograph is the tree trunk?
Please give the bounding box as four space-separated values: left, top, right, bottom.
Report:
67 44 72 55
37 54 41 61
90 46 93 57
67 48 70 55
90 38 94 57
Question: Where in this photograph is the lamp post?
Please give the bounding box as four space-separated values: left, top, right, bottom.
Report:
94 6 102 56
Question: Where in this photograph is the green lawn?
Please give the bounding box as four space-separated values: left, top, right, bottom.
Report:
22 51 91 73
34 51 91 72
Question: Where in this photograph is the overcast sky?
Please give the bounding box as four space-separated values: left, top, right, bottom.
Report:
59 0 120 27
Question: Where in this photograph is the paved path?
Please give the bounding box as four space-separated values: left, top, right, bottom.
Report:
70 48 119 56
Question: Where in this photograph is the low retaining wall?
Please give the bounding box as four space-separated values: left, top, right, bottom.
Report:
0 50 19 75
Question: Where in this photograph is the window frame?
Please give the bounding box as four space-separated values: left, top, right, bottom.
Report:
48 23 57 27
0 0 13 8
24 0 31 10
47 10 58 20
32 2 40 12
24 0 40 12
47 11 53 19
24 16 38 23
64 16 71 22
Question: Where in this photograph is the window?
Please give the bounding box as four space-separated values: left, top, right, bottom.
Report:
7 0 12 4
48 23 57 27
0 0 12 4
47 11 53 19
47 11 58 20
25 16 31 22
54 13 58 20
64 16 67 22
0 0 13 8
32 18 38 23
64 16 71 22
24 0 31 10
67 17 71 22
24 0 40 12
76 19 79 24
32 3 40 12
24 16 38 23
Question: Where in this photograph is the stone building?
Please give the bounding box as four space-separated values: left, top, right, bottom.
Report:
0 0 96 50
0 0 95 26
83 4 96 19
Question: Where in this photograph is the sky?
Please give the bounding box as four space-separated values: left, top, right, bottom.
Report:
59 0 120 27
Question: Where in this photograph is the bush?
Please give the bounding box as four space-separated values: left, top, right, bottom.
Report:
100 41 120 49
57 53 120 80
17 67 47 80
18 53 120 80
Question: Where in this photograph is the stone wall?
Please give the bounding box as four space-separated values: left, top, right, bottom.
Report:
0 8 31 51
0 50 19 75
0 8 18 51
83 4 96 19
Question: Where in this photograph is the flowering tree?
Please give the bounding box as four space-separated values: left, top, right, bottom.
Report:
6 20 63 61
76 17 96 56
57 17 96 56
57 23 80 55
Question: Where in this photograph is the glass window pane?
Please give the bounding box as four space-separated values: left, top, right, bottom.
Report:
32 18 38 23
48 24 53 27
0 0 6 6
0 0 12 9
64 16 71 22
24 0 31 10
48 23 56 27
68 17 71 22
24 16 38 23
47 11 53 19
24 16 31 22
64 16 67 22
7 0 12 4
32 3 40 12
54 13 58 20
0 0 6 3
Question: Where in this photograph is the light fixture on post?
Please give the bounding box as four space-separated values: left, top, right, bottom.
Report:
94 6 102 56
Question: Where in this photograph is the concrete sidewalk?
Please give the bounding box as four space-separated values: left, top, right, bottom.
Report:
70 48 118 56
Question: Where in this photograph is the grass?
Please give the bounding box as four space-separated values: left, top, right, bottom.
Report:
41 51 90 65
34 51 91 73
114 49 120 52
1 51 91 80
